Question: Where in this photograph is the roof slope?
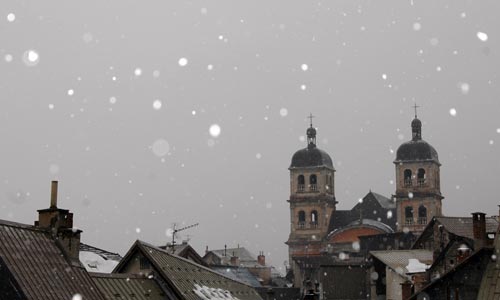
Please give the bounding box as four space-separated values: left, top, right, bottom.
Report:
0 219 105 300
370 250 433 275
116 240 263 300
91 273 166 300
211 267 262 287
477 230 500 299
207 247 261 267
436 216 499 239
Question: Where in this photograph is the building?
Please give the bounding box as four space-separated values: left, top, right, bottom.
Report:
285 112 444 296
0 181 105 300
114 240 264 300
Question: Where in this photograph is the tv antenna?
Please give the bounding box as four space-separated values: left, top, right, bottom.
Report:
170 223 199 253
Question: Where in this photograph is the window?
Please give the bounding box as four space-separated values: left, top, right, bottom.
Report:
297 175 305 192
418 206 427 225
417 169 426 186
298 211 306 228
404 169 412 187
311 211 318 228
309 174 317 191
405 206 414 225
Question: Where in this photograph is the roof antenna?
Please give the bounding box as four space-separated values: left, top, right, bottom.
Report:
170 222 199 254
308 113 315 128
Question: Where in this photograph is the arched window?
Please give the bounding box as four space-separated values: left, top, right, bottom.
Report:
417 169 426 186
404 169 412 187
311 210 319 228
418 206 427 225
309 174 317 191
297 175 305 192
298 211 306 228
405 206 414 225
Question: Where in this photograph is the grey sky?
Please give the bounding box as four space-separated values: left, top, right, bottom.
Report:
1 0 499 271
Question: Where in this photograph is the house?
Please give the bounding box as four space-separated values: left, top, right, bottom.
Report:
0 181 105 300
113 240 264 300
477 225 500 299
204 247 272 286
409 247 493 300
411 213 498 277
369 250 433 300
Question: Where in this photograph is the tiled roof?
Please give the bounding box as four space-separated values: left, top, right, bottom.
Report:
370 250 433 275
90 273 166 300
118 241 263 300
477 231 500 299
211 267 262 287
370 192 396 209
209 247 257 263
436 216 499 239
0 219 105 300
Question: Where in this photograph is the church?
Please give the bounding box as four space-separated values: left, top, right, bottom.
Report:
285 111 444 294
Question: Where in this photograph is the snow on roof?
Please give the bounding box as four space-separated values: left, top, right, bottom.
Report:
80 251 119 273
406 258 430 274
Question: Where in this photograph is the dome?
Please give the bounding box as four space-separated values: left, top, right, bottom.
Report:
395 139 439 163
290 147 334 169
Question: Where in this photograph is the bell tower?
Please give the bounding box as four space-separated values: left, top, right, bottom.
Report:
286 115 336 285
394 107 443 233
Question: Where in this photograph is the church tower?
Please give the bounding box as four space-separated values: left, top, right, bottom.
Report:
394 110 443 233
286 116 336 285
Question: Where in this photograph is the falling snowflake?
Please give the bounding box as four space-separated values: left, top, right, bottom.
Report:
459 82 470 94
279 108 288 117
151 139 170 157
300 84 307 91
22 50 40 66
4 54 13 62
178 57 188 67
382 74 387 80
301 64 308 71
209 124 221 138
153 100 162 110
72 294 82 300
109 97 117 104
134 68 142 76
477 31 488 42
449 108 457 116
67 89 74 96
6 13 15 22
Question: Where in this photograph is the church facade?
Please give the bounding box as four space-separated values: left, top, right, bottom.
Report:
286 113 443 292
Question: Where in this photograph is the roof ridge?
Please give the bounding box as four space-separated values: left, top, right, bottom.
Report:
0 218 47 232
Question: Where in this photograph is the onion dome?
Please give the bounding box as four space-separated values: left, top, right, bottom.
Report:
395 116 440 164
290 117 334 169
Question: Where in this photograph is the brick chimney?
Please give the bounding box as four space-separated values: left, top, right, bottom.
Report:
258 251 266 266
35 181 82 262
472 212 486 249
230 253 240 266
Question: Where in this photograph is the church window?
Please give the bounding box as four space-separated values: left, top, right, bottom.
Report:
297 175 305 192
298 211 306 228
311 210 318 228
404 169 412 187
418 206 427 225
309 174 317 191
405 206 414 225
417 169 426 186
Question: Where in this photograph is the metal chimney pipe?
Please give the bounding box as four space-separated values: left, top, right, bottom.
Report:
50 181 58 208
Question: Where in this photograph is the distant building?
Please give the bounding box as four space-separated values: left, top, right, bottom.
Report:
285 113 445 298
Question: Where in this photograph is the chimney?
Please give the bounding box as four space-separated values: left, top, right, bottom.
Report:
258 251 266 266
472 212 486 249
230 252 240 266
50 181 58 208
205 245 209 254
36 181 82 263
401 280 413 300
